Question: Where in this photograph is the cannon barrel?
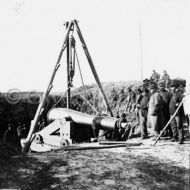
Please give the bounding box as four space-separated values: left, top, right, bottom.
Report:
48 108 118 131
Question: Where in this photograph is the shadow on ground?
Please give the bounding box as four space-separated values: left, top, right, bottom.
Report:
1 148 189 190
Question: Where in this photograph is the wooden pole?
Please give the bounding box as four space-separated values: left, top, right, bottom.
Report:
139 23 143 81
66 22 71 109
153 100 183 146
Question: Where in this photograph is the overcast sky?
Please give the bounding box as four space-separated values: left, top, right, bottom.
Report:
0 0 189 92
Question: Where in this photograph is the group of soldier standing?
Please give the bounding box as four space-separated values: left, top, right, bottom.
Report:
120 69 185 144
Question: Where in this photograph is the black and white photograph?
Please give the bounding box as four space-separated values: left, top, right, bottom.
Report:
0 0 190 189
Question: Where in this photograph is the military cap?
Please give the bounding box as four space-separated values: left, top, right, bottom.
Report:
143 78 150 83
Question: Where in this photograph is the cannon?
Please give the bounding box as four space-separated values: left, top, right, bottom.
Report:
21 20 128 152
28 108 130 152
48 108 118 131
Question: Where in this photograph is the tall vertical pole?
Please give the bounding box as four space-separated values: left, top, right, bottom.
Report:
66 22 71 108
139 23 143 81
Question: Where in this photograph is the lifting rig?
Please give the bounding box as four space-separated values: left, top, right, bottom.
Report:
21 20 129 153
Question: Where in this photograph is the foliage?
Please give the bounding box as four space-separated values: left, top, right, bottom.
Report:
0 81 141 138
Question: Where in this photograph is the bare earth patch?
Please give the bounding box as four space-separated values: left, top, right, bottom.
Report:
0 137 190 190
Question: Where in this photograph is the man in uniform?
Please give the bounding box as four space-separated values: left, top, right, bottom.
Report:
147 82 163 139
138 87 150 139
169 79 185 144
111 88 118 109
158 80 172 138
135 88 143 125
161 70 170 88
125 87 136 114
150 70 160 83
121 112 127 123
114 112 127 140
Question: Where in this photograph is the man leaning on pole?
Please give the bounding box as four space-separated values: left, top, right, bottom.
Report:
169 79 185 144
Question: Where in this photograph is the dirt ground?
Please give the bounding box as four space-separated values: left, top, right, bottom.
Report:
0 133 190 190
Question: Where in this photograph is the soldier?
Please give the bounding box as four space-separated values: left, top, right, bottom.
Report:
121 112 127 122
111 88 118 108
138 87 150 139
135 88 143 125
119 88 126 103
169 80 185 144
119 112 132 140
161 70 170 88
3 122 21 150
136 88 143 104
114 112 127 140
150 70 160 83
147 82 164 139
158 80 172 138
143 78 150 87
125 87 136 114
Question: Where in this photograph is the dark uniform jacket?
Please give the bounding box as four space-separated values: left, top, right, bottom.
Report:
159 90 170 116
136 94 142 105
148 92 163 116
148 91 164 132
139 94 150 117
150 72 160 82
161 74 170 82
169 90 184 116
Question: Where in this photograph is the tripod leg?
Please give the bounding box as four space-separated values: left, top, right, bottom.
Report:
21 21 74 153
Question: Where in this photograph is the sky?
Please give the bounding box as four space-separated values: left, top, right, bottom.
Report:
0 0 190 92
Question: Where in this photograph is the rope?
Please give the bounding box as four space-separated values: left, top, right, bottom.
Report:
47 42 99 117
47 87 71 116
72 86 99 115
74 47 87 99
